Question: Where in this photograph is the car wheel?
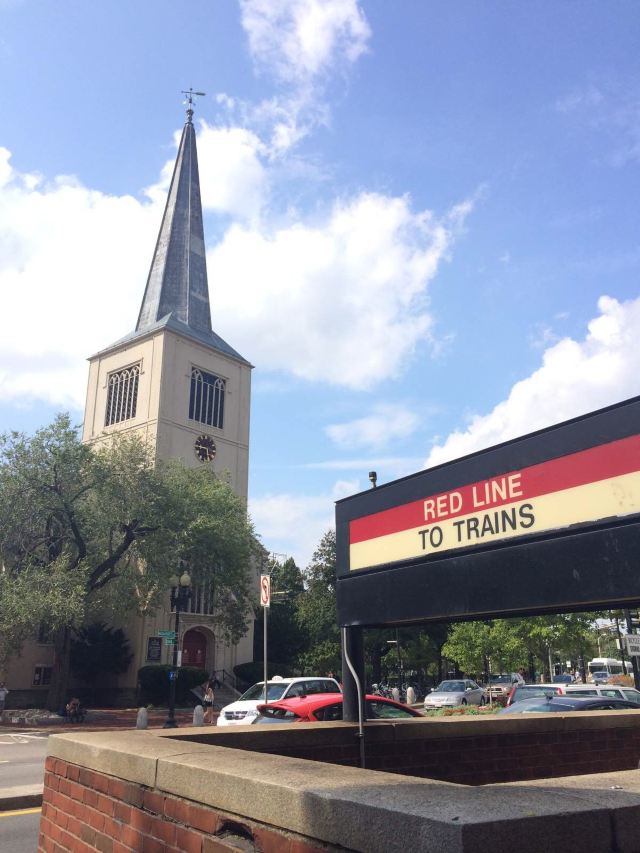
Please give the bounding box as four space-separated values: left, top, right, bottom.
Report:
461 699 467 706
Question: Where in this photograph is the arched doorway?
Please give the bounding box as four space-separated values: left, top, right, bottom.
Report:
182 629 207 668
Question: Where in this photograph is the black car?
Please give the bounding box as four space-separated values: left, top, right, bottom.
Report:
499 695 640 714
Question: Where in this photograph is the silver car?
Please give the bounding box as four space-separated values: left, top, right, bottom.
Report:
424 679 486 709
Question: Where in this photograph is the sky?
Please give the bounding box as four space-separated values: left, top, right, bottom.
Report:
0 0 639 569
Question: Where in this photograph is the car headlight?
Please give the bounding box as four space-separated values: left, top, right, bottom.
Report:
245 709 258 717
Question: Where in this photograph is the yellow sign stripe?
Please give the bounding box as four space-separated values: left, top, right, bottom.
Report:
350 471 640 570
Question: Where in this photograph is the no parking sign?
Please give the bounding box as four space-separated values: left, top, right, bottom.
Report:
260 574 271 608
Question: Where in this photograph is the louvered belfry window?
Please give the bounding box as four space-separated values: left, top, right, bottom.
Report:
105 364 140 426
189 367 225 429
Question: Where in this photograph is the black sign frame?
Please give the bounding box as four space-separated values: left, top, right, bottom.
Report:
336 396 640 628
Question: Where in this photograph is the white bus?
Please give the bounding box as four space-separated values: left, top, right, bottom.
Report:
587 658 625 679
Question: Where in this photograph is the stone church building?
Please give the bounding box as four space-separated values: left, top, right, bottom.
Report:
6 100 257 705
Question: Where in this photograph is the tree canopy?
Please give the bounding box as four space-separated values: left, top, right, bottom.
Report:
0 414 258 706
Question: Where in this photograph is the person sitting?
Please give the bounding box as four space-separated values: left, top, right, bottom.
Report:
65 697 84 723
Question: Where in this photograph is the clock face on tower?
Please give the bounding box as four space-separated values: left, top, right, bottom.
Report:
194 434 216 463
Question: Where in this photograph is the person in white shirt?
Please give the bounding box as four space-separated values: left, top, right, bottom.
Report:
0 682 9 712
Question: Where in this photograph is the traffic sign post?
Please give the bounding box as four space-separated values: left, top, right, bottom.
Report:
261 574 271 705
624 634 640 656
624 609 640 691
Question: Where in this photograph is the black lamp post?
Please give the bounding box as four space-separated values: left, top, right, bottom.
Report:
163 568 192 729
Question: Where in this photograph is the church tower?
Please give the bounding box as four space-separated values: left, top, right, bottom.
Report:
82 96 254 687
83 97 251 499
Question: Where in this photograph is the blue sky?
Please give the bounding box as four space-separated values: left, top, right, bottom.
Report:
1 1 639 567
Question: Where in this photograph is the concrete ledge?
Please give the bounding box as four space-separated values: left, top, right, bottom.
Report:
47 730 215 787
45 728 640 853
0 783 43 811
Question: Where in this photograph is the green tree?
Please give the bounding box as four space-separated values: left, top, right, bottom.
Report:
254 556 307 669
295 530 341 674
70 622 133 702
0 415 258 709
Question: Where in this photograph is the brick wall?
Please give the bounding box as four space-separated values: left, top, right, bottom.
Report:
38 757 336 853
192 715 640 785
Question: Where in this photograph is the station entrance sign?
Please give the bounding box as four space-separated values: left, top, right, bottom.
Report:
336 396 640 629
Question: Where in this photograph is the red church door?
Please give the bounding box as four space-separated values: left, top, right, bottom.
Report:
182 629 207 668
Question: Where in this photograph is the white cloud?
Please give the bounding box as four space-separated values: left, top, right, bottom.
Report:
556 81 640 167
326 403 420 450
426 295 640 468
196 122 267 222
250 478 357 567
236 0 371 154
0 133 471 409
240 0 370 84
210 193 472 389
0 149 162 407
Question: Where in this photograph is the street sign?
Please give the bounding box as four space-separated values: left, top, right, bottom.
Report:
159 630 176 638
624 634 640 657
168 670 178 681
164 639 176 645
260 574 271 607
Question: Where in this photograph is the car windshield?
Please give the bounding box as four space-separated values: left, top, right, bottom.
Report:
489 675 512 684
513 687 556 701
622 690 640 704
240 682 289 701
435 681 465 692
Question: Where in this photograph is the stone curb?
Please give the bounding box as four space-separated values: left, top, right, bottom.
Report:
0 784 43 812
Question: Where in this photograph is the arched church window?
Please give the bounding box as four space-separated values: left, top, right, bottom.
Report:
105 364 140 426
189 367 225 429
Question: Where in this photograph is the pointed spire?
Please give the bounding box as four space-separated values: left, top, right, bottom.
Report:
136 92 211 335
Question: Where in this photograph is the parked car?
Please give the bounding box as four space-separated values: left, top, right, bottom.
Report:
255 693 423 724
217 676 341 726
485 674 514 703
561 684 640 704
591 670 612 685
423 679 486 709
505 684 561 706
552 673 574 684
499 695 640 714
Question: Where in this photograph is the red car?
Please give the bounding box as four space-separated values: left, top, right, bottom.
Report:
255 693 423 723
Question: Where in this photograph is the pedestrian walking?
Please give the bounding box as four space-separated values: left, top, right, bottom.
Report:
0 681 8 712
203 681 215 724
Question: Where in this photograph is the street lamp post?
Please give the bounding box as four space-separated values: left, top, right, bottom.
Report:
163 568 192 729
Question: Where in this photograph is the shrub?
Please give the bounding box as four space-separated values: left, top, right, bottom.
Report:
138 665 208 705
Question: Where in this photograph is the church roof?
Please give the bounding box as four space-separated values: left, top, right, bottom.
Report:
93 99 250 366
99 313 251 365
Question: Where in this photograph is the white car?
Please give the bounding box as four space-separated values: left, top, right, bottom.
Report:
217 676 341 726
561 684 640 703
423 679 486 709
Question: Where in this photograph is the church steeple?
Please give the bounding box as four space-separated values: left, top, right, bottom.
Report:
136 92 211 335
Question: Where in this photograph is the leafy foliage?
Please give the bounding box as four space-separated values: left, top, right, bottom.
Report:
70 622 133 685
294 530 341 674
254 556 307 669
0 414 258 704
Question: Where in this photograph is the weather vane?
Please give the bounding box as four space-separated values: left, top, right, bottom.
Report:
181 88 206 123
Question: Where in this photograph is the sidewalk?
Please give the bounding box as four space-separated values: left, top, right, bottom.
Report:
0 706 219 733
0 707 219 811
